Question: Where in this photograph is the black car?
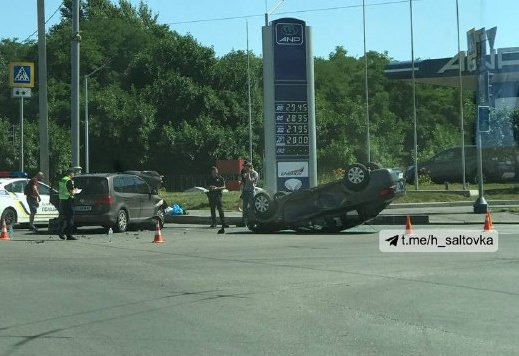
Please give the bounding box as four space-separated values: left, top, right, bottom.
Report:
72 173 165 232
405 146 518 184
246 163 405 233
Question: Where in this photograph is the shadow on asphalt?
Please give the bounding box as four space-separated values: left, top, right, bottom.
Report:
222 230 374 236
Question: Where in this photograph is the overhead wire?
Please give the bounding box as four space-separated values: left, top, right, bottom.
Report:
22 1 64 43
167 0 423 25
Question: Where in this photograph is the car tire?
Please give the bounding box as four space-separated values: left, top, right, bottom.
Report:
344 163 370 191
247 222 277 233
1 208 17 227
470 170 487 184
365 162 381 172
114 209 128 233
322 217 345 233
253 192 276 219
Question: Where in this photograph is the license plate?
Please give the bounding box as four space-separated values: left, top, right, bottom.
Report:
74 205 92 212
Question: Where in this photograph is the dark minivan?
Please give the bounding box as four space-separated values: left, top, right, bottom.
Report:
72 173 165 232
406 146 518 184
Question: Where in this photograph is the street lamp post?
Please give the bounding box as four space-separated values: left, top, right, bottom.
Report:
455 0 467 190
473 29 489 213
409 0 419 190
363 0 371 163
84 62 109 173
246 19 253 162
264 0 286 25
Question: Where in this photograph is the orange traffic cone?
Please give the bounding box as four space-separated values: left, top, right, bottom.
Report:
483 213 493 231
0 219 10 241
486 212 494 230
152 220 165 243
405 215 413 235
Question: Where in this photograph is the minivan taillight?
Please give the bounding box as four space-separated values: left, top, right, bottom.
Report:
95 195 113 205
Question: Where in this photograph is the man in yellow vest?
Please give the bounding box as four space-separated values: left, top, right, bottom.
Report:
58 168 78 240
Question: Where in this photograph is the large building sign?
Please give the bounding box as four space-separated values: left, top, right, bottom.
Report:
263 18 317 192
384 27 519 147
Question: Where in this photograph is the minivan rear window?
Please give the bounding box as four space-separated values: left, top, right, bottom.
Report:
74 177 109 195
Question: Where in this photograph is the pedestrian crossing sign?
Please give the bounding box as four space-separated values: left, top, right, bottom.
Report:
9 62 35 88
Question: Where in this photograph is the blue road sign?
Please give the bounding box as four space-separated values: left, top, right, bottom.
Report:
9 62 35 88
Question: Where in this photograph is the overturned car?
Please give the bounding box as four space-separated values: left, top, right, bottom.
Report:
246 163 405 233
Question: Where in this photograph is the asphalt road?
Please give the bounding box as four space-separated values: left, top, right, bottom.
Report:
1 224 518 356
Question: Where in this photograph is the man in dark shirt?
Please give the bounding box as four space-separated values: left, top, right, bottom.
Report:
206 167 228 228
26 171 43 231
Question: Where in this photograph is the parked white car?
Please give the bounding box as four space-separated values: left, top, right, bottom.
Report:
0 178 59 226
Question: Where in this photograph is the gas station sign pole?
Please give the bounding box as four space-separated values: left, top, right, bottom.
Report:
262 18 317 192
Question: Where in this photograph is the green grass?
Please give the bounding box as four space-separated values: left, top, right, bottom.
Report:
160 191 243 211
396 183 519 204
494 207 519 214
159 183 519 211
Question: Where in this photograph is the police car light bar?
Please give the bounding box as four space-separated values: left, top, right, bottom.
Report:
0 171 28 178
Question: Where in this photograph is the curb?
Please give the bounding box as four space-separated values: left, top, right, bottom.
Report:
389 200 519 209
166 214 430 226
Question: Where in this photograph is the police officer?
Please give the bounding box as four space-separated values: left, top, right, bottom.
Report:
206 166 228 228
58 168 78 240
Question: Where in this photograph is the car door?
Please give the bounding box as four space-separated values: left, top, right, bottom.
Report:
4 180 29 222
123 176 142 220
428 149 457 182
133 176 154 220
113 176 139 221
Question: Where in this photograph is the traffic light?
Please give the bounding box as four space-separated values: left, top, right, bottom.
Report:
485 71 494 106
478 105 490 133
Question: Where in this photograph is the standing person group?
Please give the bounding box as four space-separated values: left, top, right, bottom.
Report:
25 171 44 232
206 166 229 228
241 162 259 225
58 168 78 240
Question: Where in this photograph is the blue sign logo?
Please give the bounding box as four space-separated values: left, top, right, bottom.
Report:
9 62 34 88
13 65 31 84
276 23 304 45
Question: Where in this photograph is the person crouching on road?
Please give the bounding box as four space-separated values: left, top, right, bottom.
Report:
206 166 228 228
26 171 44 232
58 168 78 240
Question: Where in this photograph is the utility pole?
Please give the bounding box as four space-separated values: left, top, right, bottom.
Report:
19 98 24 172
410 0 419 190
246 19 253 162
455 0 466 190
71 0 81 168
84 60 109 173
37 0 49 183
84 76 89 173
363 0 371 163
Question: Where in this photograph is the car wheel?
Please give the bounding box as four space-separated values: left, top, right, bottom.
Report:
247 222 277 233
253 192 275 219
365 162 381 171
471 171 487 184
321 216 346 233
114 209 128 233
1 208 17 227
344 163 370 191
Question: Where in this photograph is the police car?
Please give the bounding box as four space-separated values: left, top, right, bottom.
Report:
0 171 59 227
